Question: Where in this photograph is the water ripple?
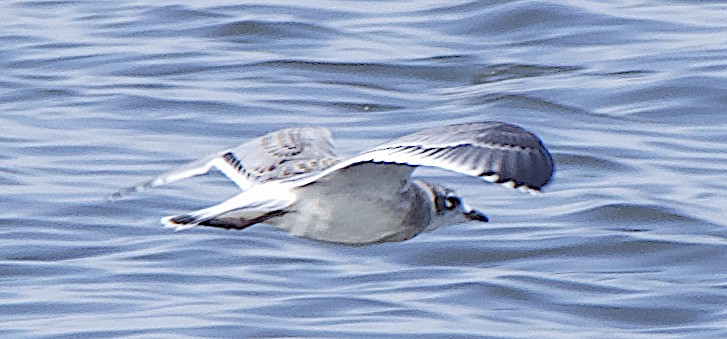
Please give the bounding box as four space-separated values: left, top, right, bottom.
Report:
1 0 727 337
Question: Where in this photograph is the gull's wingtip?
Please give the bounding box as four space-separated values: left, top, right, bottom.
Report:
479 175 546 195
105 190 129 202
106 178 159 202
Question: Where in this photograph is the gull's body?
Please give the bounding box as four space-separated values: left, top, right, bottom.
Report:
275 164 431 243
111 122 554 245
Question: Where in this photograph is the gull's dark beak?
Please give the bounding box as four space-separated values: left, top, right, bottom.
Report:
465 209 489 222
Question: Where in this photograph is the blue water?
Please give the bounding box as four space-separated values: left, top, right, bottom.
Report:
2 0 727 337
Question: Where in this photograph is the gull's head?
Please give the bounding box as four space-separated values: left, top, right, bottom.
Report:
418 181 489 231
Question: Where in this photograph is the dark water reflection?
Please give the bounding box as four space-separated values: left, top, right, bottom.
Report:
1 0 726 337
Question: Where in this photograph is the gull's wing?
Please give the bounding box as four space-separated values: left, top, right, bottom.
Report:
109 126 340 200
290 121 554 192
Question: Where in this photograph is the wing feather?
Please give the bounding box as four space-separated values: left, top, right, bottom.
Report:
109 126 340 200
289 121 554 192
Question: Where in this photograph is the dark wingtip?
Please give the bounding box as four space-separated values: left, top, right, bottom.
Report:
106 179 157 202
105 192 123 202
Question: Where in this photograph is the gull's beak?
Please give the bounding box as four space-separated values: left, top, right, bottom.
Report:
464 209 489 222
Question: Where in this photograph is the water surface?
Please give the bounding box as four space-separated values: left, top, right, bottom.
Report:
1 0 726 337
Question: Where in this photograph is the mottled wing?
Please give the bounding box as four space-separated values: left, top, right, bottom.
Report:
109 126 340 200
291 121 554 192
232 126 340 186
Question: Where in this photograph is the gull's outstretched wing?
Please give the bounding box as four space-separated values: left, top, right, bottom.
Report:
291 121 554 192
109 126 340 200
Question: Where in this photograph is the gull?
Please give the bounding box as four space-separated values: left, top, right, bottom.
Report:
110 121 554 244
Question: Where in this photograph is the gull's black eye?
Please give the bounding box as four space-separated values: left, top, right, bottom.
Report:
444 196 460 210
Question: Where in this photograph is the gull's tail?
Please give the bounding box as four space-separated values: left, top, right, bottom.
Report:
161 182 296 231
